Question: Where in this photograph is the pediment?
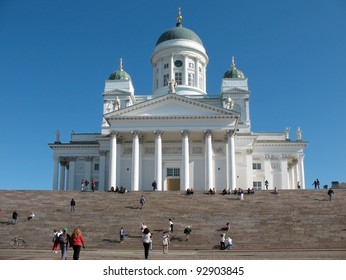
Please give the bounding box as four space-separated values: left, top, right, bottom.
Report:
222 87 249 95
104 94 238 120
103 88 131 96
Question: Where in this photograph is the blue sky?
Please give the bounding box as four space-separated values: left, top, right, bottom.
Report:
1 0 345 190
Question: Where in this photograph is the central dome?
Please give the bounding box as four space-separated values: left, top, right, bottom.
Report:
155 8 203 46
156 22 203 46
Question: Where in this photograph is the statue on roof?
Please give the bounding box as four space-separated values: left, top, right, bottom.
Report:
168 79 177 94
225 97 234 110
113 97 120 110
297 127 302 141
55 130 61 143
285 127 290 140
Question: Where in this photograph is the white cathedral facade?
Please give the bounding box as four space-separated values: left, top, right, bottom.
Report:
49 10 308 192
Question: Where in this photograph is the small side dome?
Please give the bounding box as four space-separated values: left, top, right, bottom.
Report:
109 58 131 80
223 56 245 79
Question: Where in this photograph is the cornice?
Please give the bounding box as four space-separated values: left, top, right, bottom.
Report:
107 115 238 121
48 143 99 149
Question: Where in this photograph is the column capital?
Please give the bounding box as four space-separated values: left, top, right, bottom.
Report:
60 159 68 166
204 129 213 137
154 130 164 136
181 129 190 137
131 130 141 137
85 156 93 162
99 150 107 156
110 130 118 138
264 154 272 160
226 129 236 137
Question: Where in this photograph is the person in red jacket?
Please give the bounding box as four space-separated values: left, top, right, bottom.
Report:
70 227 85 260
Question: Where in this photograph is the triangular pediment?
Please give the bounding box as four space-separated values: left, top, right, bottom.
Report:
104 94 238 120
222 87 249 95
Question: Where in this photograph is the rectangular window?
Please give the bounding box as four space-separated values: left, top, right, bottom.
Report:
163 74 169 86
253 181 262 190
189 62 194 69
94 164 99 171
167 168 180 177
188 73 195 86
252 163 261 170
175 72 182 85
164 63 169 69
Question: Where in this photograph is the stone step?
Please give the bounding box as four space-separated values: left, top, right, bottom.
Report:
0 189 345 252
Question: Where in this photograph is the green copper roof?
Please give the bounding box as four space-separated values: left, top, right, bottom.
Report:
223 57 245 79
109 69 131 80
109 58 131 80
156 23 203 46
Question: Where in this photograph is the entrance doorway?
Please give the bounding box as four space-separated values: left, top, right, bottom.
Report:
166 178 180 191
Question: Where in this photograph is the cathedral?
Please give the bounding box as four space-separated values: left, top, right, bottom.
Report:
49 9 308 192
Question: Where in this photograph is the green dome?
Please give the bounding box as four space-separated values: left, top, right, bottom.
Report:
156 23 203 46
223 57 245 79
109 58 131 80
109 69 131 80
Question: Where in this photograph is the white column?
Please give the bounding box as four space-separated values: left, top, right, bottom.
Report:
281 154 289 189
170 55 174 82
52 156 59 190
131 130 140 191
99 150 106 191
154 130 163 191
203 66 207 92
181 130 190 190
195 58 200 88
245 150 253 190
204 130 213 190
59 160 67 191
298 155 306 189
293 159 299 189
288 164 293 189
183 54 188 85
227 130 236 191
264 155 272 190
108 131 117 190
245 98 251 126
85 157 92 183
68 157 76 190
158 58 163 88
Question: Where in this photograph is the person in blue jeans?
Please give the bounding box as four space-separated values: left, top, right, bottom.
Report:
59 227 70 260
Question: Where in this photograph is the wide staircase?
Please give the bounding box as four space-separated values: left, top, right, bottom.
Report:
0 189 346 255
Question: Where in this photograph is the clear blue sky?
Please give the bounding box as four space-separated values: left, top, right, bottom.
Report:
1 0 345 190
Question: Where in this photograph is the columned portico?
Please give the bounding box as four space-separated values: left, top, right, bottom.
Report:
181 130 190 190
154 130 163 191
131 130 140 191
